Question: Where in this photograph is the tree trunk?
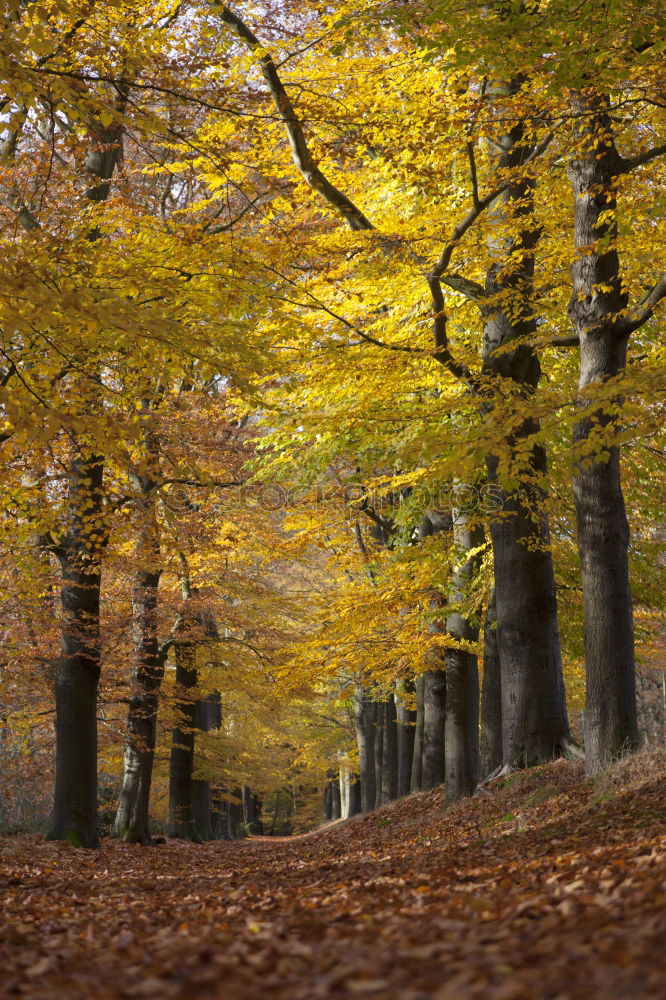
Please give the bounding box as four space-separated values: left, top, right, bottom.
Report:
354 687 376 812
480 587 502 778
114 410 164 845
380 695 398 804
339 766 350 818
482 79 570 767
444 517 483 803
567 92 641 773
47 108 124 849
114 563 162 844
253 793 264 834
49 452 105 848
422 667 446 789
227 788 242 839
242 785 263 833
373 701 385 809
410 674 425 792
331 778 342 820
395 682 416 798
348 777 362 816
211 787 228 839
489 502 569 765
168 641 201 841
192 694 220 840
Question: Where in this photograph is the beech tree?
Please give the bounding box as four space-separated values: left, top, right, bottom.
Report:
1 0 664 843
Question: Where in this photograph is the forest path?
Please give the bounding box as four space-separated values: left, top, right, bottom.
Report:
1 755 665 1000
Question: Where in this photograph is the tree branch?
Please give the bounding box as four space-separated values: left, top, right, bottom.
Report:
618 142 666 175
212 4 552 391
209 2 374 231
158 613 185 663
622 273 666 335
467 140 480 211
442 273 486 302
550 335 580 348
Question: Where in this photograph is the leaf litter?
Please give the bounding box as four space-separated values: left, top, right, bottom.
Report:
1 752 665 1000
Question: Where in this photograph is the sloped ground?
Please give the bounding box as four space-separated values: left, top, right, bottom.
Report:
1 752 665 1000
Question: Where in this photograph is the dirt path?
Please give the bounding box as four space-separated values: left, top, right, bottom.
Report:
1 758 665 999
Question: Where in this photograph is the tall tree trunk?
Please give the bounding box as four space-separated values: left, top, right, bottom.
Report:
567 92 642 773
410 674 425 792
422 666 446 789
395 682 416 798
168 641 201 841
227 788 242 839
47 113 125 848
323 782 332 821
114 559 162 844
354 687 376 812
482 80 570 767
49 452 105 848
373 701 385 809
339 766 349 818
380 695 398 804
480 587 502 778
114 437 163 845
330 779 341 820
192 693 221 840
444 516 483 802
253 792 264 833
348 778 362 817
242 785 263 833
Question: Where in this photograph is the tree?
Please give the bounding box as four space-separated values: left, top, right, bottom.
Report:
567 91 666 772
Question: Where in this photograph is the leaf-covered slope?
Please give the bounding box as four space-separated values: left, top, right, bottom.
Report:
1 752 665 999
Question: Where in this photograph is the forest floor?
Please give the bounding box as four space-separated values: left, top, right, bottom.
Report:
1 752 665 1000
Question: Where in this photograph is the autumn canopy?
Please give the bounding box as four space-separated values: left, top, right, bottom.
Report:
0 0 664 852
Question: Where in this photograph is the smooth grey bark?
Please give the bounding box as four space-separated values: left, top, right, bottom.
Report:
482 79 570 767
339 767 349 818
227 788 242 839
444 516 483 803
168 640 201 841
331 779 342 820
414 513 452 792
242 786 263 834
410 674 425 792
348 778 362 816
354 687 376 812
114 423 165 844
567 92 645 773
380 695 399 804
422 666 446 789
49 454 106 848
46 113 126 849
324 777 342 821
191 779 212 840
395 682 416 798
114 558 163 844
323 782 332 821
192 693 221 840
373 701 385 810
210 788 226 839
480 587 502 778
